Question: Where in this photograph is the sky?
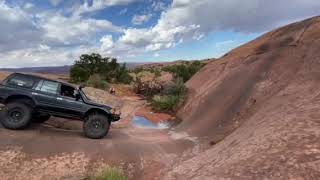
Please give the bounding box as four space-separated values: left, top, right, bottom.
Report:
0 0 319 68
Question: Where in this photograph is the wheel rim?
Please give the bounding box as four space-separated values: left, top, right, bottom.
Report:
93 120 102 128
91 120 104 131
8 108 24 122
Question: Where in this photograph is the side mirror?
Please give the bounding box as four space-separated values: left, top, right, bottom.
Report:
75 91 81 101
79 84 86 90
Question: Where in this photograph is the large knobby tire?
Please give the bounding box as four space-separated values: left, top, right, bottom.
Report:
33 114 51 123
83 115 110 139
0 102 32 130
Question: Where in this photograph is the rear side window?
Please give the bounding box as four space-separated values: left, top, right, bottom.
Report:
36 80 59 94
7 75 36 89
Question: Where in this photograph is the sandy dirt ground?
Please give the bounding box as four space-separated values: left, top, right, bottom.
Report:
0 99 195 180
0 72 196 180
0 120 194 180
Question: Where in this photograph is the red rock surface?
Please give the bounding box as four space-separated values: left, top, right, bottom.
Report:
165 16 320 179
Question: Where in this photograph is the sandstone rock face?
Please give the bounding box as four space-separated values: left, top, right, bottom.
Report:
166 16 320 179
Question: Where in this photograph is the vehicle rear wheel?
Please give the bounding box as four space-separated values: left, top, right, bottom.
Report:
83 115 110 139
33 114 51 123
0 102 32 129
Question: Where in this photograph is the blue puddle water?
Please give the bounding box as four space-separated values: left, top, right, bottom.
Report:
132 116 170 129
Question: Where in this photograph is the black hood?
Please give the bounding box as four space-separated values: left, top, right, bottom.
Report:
79 90 112 110
86 100 112 110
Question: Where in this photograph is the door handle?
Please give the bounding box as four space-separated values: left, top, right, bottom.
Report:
32 92 39 96
57 97 63 101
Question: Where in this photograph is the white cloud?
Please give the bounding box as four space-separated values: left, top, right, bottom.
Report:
118 28 152 47
164 0 320 33
0 1 123 67
113 0 320 56
74 0 137 15
152 1 167 11
100 35 114 50
117 23 200 53
38 44 51 51
23 3 34 9
0 1 44 52
0 43 108 68
132 14 152 25
38 12 122 46
0 48 72 68
119 8 128 15
1 0 320 68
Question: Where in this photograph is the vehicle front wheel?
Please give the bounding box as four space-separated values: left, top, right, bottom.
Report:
83 115 110 139
0 102 32 129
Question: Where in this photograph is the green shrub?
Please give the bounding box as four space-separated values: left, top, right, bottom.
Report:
162 78 187 96
115 63 133 84
70 53 132 84
89 167 127 180
132 67 144 74
86 74 109 89
132 67 161 78
149 68 161 77
162 61 204 82
151 95 181 112
70 66 90 83
151 78 187 112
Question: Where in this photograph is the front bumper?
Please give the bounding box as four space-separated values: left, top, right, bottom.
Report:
111 113 121 122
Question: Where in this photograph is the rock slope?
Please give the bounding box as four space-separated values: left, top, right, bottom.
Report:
167 16 320 179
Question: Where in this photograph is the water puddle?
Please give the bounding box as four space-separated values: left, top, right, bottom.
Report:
132 116 170 129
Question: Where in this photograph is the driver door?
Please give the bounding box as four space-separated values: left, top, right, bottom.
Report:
56 85 87 118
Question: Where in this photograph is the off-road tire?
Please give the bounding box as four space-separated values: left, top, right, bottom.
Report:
0 102 32 129
83 115 110 139
33 114 51 123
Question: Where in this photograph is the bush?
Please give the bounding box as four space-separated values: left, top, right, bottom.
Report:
116 72 133 84
149 68 161 77
162 61 204 82
89 167 127 180
162 78 187 96
86 74 109 89
70 66 90 83
115 63 133 84
151 95 180 112
151 78 187 112
70 53 132 84
132 67 144 74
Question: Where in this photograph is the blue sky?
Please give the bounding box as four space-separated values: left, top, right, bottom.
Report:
0 0 319 67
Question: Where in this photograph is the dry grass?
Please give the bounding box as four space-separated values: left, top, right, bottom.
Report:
88 167 127 180
0 72 11 81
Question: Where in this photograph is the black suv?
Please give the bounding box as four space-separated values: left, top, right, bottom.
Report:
0 73 120 139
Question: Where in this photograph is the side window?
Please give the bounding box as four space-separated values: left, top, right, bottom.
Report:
7 75 36 89
38 81 59 94
60 84 76 99
35 80 44 91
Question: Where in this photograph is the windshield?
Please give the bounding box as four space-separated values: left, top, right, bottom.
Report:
79 89 91 101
